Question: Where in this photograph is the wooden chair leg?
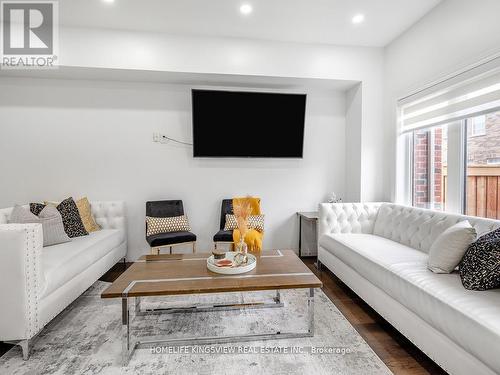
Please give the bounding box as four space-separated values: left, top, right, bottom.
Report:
192 242 196 253
214 242 217 250
169 246 172 254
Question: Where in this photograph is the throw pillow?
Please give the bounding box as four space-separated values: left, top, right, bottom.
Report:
248 214 265 232
224 214 265 232
10 204 40 224
38 206 71 246
459 227 500 291
42 198 100 232
30 202 45 216
31 198 88 238
10 205 70 246
56 197 88 238
75 197 101 233
146 215 191 236
427 221 477 273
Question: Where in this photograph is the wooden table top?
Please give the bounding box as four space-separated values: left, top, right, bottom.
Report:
101 249 322 299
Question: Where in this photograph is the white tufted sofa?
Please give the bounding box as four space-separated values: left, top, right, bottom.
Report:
318 202 500 375
0 201 127 359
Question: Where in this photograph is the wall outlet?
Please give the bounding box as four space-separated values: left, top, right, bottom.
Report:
158 134 169 144
153 132 170 144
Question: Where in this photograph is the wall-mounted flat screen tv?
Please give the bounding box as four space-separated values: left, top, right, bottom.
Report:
192 89 306 158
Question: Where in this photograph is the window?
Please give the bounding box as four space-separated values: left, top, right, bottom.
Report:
466 112 500 218
398 58 500 218
412 126 447 210
406 111 500 218
469 115 486 137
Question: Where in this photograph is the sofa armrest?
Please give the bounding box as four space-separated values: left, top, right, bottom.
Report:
0 224 43 341
318 203 384 239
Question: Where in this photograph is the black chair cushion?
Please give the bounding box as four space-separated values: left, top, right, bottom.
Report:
213 230 233 242
146 231 196 247
146 200 184 218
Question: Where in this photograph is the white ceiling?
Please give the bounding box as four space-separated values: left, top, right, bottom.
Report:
59 0 442 47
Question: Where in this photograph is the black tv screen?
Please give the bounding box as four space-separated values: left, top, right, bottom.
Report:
192 89 306 158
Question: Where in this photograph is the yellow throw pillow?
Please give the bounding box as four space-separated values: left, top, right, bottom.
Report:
76 197 101 232
146 215 191 236
44 197 101 232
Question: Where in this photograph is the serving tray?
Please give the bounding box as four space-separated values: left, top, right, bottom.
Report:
207 252 257 275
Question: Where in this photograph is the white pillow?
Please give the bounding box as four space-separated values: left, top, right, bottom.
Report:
428 221 477 274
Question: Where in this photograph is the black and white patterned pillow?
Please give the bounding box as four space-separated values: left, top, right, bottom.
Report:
146 215 191 236
459 227 500 291
30 202 45 216
224 214 265 232
30 197 88 238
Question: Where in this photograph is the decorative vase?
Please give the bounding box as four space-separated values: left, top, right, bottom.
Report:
234 238 248 266
235 238 248 254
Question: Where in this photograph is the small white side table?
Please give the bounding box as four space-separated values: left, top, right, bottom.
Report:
296 211 319 259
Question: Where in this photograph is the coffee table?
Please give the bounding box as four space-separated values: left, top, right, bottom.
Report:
101 249 322 364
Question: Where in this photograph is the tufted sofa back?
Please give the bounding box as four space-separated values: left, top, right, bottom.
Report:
0 201 126 233
373 203 500 253
319 202 383 237
319 202 500 254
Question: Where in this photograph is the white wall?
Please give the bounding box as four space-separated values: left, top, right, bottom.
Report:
57 27 386 202
0 77 346 260
384 0 500 201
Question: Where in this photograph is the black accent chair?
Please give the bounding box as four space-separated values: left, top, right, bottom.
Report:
146 200 196 254
213 199 235 250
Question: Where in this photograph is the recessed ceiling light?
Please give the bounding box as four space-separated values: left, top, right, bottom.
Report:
102 0 115 4
352 14 365 24
240 3 253 15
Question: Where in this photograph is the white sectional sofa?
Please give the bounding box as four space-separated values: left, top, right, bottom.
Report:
318 202 500 375
0 201 127 359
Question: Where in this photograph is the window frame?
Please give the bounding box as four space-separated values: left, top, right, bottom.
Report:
406 112 498 216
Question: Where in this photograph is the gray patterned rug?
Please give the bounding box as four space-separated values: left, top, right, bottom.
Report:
0 282 391 375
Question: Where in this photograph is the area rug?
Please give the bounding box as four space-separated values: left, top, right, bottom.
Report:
0 282 391 375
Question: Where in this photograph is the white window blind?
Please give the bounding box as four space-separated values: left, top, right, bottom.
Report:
399 57 500 134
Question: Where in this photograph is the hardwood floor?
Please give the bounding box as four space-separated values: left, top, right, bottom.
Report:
1 259 447 375
302 257 447 375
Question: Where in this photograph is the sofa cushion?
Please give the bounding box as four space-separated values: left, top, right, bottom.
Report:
146 231 196 247
214 230 233 242
320 233 500 374
320 233 427 271
41 229 125 298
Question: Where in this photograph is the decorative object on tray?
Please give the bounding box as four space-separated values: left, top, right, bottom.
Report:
207 251 257 274
232 196 263 252
233 197 252 256
212 250 226 260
